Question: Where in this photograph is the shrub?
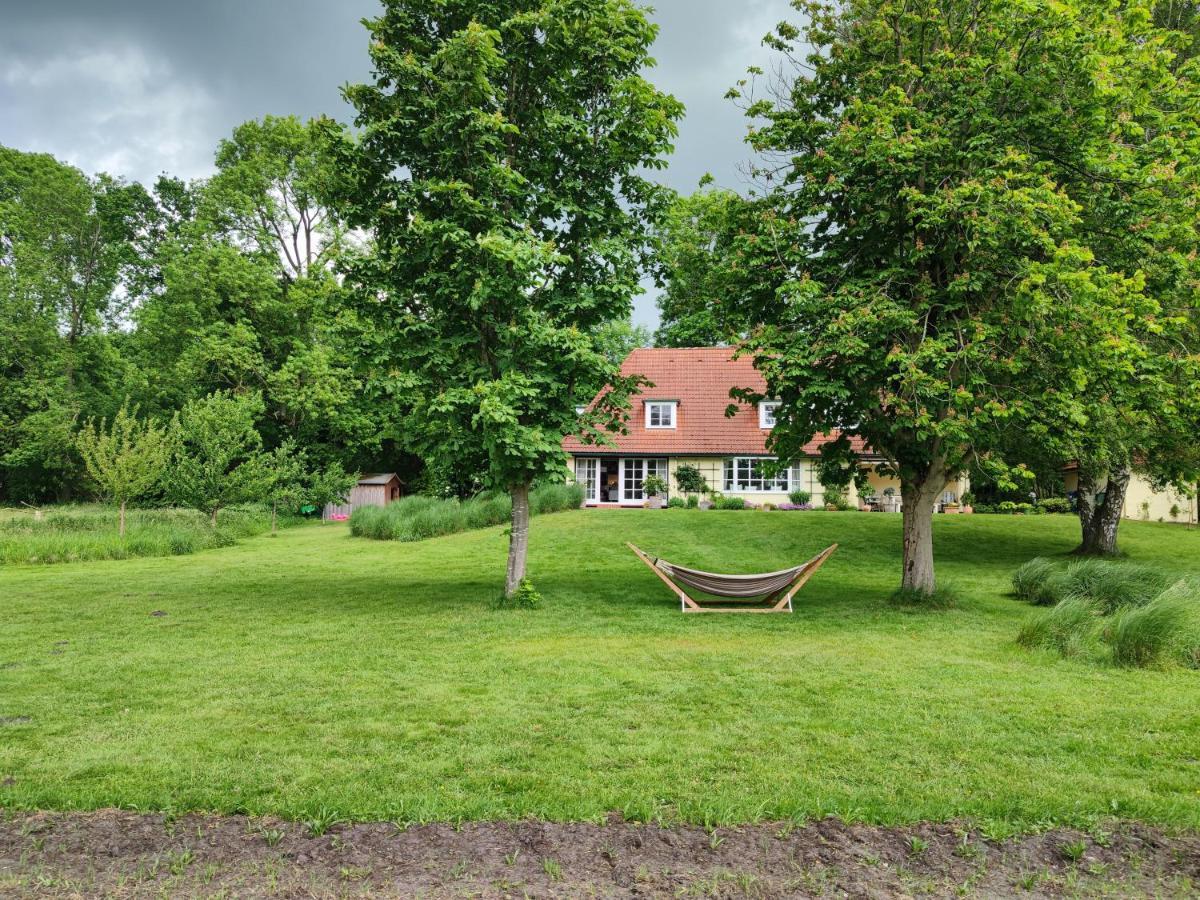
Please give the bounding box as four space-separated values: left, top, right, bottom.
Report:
1017 597 1102 658
666 497 686 509
712 497 746 510
788 489 811 506
1038 497 1072 515
961 491 976 507
350 482 584 542
674 464 709 495
642 474 669 497
823 488 847 509
496 578 542 610
1109 581 1200 669
686 495 699 509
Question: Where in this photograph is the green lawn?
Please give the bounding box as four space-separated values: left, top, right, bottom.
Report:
2 510 1199 832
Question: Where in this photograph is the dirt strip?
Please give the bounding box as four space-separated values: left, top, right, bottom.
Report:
1 810 1197 898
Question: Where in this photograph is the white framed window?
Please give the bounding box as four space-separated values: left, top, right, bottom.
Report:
723 457 790 493
622 458 669 501
646 401 677 429
759 401 781 429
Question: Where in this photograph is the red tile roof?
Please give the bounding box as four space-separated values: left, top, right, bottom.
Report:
563 347 870 458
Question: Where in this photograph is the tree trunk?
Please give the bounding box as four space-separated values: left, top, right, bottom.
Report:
504 482 532 598
900 462 949 594
210 507 220 527
119 500 127 539
272 501 278 535
1078 463 1130 556
1076 468 1098 548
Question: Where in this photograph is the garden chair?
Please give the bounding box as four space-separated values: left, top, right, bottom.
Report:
627 542 838 613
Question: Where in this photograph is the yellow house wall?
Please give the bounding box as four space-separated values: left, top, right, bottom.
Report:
1065 471 1197 523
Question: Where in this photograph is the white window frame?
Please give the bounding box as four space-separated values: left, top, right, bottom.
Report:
645 401 677 429
723 457 791 493
759 401 781 429
574 458 599 503
620 457 669 502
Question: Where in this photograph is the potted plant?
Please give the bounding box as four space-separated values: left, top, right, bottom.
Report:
642 474 669 509
857 483 876 511
879 488 900 513
961 491 975 515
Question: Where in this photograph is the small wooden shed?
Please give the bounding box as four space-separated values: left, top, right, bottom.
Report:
324 473 404 520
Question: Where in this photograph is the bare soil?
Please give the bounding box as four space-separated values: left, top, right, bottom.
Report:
1 810 1197 898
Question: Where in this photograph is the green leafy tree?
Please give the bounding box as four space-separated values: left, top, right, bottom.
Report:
652 186 747 347
330 0 683 596
732 0 1185 592
76 404 174 537
205 115 350 281
264 441 356 533
170 391 273 525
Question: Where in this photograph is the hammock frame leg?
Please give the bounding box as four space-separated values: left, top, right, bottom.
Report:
627 542 838 613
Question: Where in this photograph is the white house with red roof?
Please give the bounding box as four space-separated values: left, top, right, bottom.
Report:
563 347 970 508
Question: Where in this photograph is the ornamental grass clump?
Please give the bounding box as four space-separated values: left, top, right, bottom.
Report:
1063 559 1171 613
1017 597 1102 658
1109 580 1200 670
1011 558 1070 606
350 483 584 543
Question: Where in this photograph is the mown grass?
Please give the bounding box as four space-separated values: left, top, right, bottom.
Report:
1 511 1199 831
0 505 292 566
349 482 584 541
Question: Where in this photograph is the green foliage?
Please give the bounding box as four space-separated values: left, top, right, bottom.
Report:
496 578 543 610
642 475 669 497
350 483 584 543
329 0 683 592
1037 498 1073 515
0 504 285 566
169 391 273 523
1014 556 1197 667
686 495 700 509
788 489 811 506
666 496 686 509
1063 560 1173 614
712 496 747 510
673 464 709 495
732 0 1200 591
1017 597 1102 658
1110 582 1200 670
1011 558 1071 607
652 188 749 347
76 404 175 533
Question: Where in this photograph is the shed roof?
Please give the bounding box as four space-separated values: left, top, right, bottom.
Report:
357 473 402 486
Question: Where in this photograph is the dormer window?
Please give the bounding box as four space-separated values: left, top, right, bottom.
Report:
646 401 677 429
759 401 781 429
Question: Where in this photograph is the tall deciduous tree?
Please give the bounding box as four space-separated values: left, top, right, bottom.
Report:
732 0 1188 593
652 187 746 348
330 0 683 596
76 404 174 536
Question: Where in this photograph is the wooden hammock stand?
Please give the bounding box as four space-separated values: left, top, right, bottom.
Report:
627 542 838 613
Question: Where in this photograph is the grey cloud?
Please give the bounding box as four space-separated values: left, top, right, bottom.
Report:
0 0 797 324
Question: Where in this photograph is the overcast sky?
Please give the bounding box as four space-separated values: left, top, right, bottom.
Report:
0 0 796 325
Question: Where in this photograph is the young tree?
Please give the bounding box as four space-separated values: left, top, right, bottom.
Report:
170 391 272 525
330 0 683 597
76 404 174 537
732 0 1183 593
264 441 356 533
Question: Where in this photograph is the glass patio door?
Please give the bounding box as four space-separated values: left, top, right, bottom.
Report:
621 458 646 502
574 458 599 503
